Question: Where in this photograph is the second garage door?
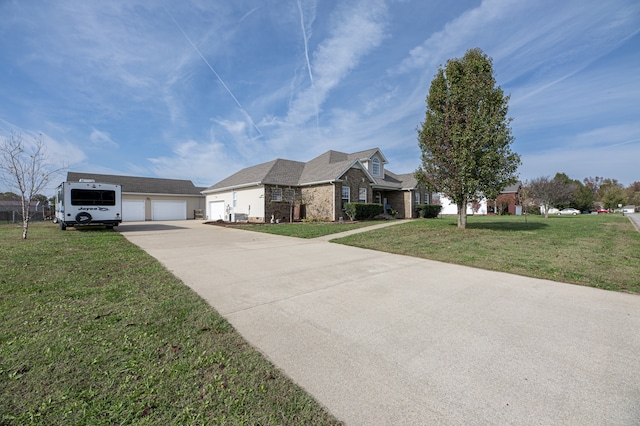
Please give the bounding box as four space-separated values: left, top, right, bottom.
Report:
122 200 145 222
152 200 187 221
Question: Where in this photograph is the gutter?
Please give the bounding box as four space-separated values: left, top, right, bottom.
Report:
201 182 262 194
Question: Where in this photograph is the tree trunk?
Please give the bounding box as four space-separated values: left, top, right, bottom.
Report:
457 197 467 229
21 201 29 239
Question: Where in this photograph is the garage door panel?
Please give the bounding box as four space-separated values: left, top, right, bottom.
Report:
152 200 186 221
209 201 225 221
123 200 145 222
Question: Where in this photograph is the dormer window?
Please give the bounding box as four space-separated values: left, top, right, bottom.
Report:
372 157 381 176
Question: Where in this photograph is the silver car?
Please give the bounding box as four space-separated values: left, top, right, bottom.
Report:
558 208 580 215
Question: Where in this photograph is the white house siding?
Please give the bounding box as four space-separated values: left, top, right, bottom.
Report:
205 186 265 222
438 194 487 215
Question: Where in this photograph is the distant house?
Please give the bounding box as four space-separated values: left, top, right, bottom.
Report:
489 182 522 215
66 172 206 221
202 148 431 222
436 182 522 216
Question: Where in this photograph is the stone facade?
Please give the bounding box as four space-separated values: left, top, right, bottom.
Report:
264 185 301 223
301 184 335 221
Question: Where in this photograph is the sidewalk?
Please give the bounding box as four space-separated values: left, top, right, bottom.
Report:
315 219 410 241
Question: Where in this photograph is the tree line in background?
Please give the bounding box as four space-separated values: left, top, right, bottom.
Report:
523 174 640 218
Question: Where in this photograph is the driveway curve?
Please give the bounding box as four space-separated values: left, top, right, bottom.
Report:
121 221 640 425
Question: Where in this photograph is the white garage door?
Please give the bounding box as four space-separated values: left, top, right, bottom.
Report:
152 200 187 221
209 201 225 221
122 200 145 222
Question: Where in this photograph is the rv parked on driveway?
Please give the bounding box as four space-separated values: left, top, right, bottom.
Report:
54 180 122 230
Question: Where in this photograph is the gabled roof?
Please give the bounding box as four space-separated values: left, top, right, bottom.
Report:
348 148 388 164
501 182 522 193
204 159 306 192
66 172 204 195
204 148 416 192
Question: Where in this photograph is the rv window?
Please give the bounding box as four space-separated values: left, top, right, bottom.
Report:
70 189 116 206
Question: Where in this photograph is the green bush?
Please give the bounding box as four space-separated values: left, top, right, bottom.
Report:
416 204 442 218
344 203 384 220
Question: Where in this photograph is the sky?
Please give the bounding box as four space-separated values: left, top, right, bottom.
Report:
1 0 639 195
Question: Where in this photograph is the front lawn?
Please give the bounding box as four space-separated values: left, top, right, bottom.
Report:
333 214 640 293
0 223 341 425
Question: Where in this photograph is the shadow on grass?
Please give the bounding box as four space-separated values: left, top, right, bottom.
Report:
464 220 548 231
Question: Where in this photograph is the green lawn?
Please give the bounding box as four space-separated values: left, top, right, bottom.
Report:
0 223 341 425
241 220 386 239
333 214 640 293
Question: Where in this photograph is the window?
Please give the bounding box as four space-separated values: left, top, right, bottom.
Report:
341 186 350 209
359 188 367 203
284 188 295 202
232 191 237 208
372 158 380 176
70 189 116 206
414 192 420 205
271 188 282 202
424 193 430 204
375 192 381 204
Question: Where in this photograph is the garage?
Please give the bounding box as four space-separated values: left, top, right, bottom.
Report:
152 200 187 221
209 201 225 221
122 200 145 222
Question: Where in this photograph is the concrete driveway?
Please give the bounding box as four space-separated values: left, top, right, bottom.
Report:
121 221 640 425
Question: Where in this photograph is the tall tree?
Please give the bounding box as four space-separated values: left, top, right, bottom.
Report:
416 48 520 229
0 132 62 239
624 182 640 207
526 176 576 218
601 185 626 210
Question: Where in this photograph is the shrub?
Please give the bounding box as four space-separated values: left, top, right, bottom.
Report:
344 203 384 220
416 204 442 218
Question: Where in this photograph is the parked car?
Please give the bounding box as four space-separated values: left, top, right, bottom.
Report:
597 208 612 214
557 208 580 215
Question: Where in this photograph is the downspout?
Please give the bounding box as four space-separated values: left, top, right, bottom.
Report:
331 181 336 222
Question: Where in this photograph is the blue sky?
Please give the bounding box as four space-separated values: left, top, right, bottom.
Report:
1 0 639 193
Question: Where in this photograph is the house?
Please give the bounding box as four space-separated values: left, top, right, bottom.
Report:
202 148 431 222
436 182 522 216
488 182 522 215
66 172 206 221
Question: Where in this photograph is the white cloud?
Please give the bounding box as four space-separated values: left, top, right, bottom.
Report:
285 0 389 125
89 129 119 149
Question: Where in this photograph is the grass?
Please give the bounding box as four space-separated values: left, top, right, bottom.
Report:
240 220 386 239
0 223 341 425
332 214 640 293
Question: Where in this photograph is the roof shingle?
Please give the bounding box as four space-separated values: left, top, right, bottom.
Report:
66 172 204 195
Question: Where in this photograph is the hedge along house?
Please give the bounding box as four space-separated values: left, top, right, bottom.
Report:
66 172 206 221
202 148 431 223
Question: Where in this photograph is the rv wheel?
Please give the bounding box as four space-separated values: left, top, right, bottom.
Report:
76 212 92 225
60 221 66 231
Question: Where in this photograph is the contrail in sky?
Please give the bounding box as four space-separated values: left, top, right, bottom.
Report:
297 0 320 132
165 9 262 137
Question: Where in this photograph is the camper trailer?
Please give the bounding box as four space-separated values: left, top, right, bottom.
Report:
55 180 122 230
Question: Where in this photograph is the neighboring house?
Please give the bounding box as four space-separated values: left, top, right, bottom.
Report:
436 182 522 216
438 196 488 215
202 148 431 222
66 172 206 221
488 182 522 215
622 205 637 214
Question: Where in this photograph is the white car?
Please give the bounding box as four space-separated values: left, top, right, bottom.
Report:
557 208 580 215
